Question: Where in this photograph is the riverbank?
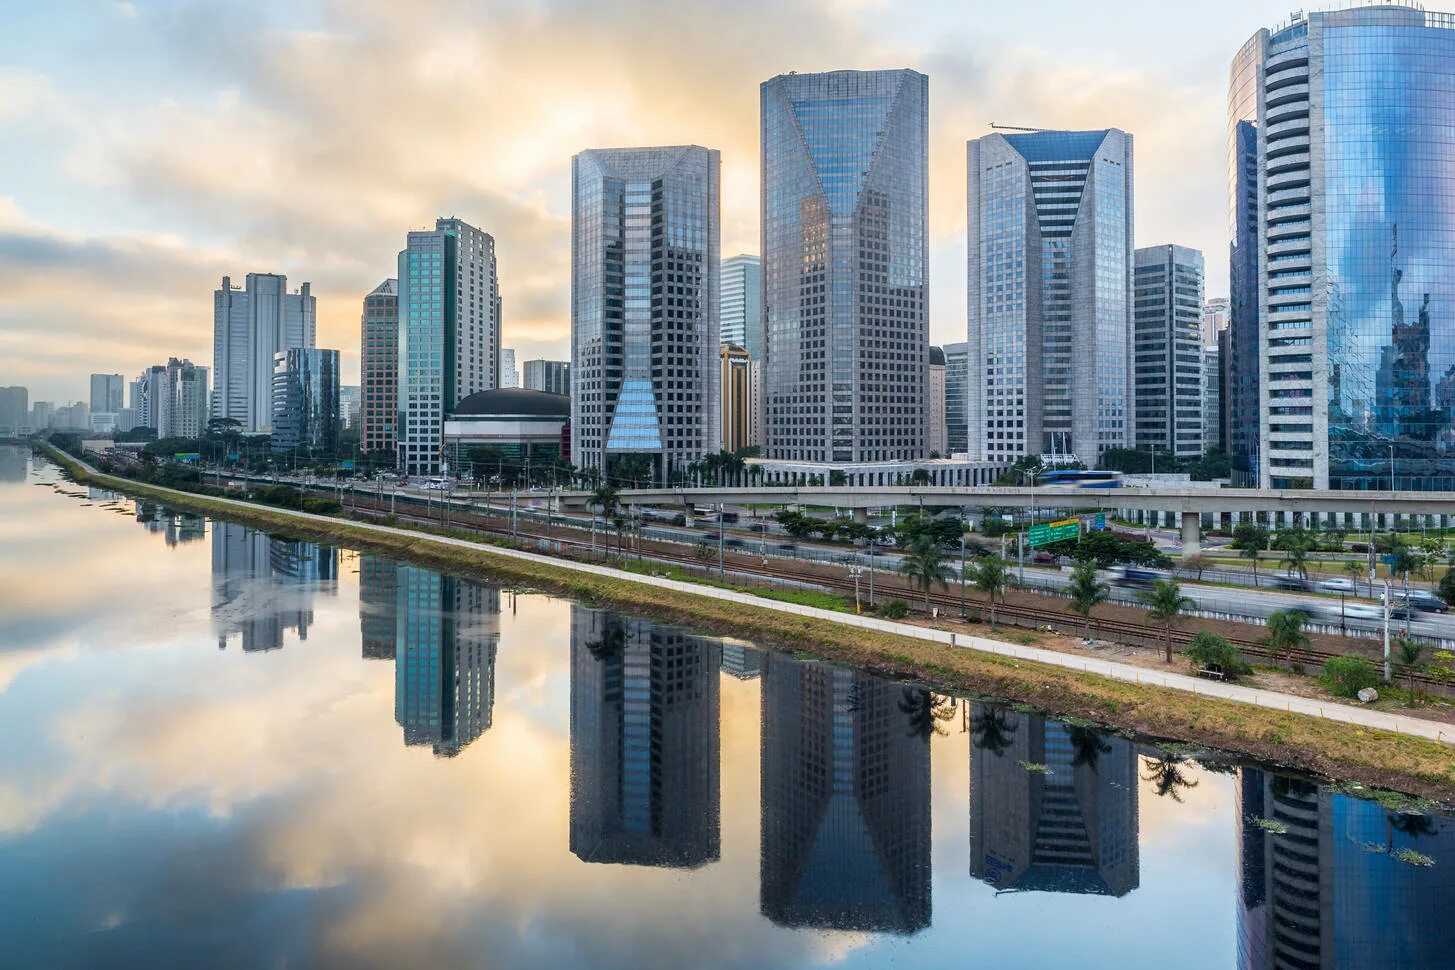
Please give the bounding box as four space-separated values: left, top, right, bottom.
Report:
39 443 1455 800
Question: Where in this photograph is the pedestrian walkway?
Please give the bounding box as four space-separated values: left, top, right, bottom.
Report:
63 450 1455 745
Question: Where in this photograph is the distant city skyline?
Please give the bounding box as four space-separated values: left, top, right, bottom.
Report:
0 0 1313 403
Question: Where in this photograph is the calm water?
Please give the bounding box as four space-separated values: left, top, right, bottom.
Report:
2 444 1455 969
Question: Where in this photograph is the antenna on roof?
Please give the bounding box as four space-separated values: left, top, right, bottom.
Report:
990 123 1046 132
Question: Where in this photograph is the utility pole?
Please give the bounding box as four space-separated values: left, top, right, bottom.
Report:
1383 578 1392 684
959 529 968 619
718 502 725 575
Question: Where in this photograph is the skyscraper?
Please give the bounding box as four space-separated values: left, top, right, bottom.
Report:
523 359 570 396
943 341 969 455
1203 342 1224 454
270 348 340 454
720 253 762 358
1202 297 1230 347
212 273 315 433
361 279 399 458
0 386 28 432
1235 6 1455 489
89 374 123 414
1133 245 1205 458
720 342 753 453
135 358 208 438
966 128 1134 465
397 218 501 476
761 69 929 464
499 348 519 389
571 146 720 484
927 345 947 456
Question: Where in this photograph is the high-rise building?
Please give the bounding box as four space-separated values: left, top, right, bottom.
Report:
135 358 208 438
1203 342 1224 454
943 341 969 455
499 348 519 389
760 654 931 932
569 605 720 868
761 69 929 464
720 343 753 453
54 402 88 432
928 345 948 456
571 146 720 485
0 386 27 432
1236 6 1455 489
270 348 340 454
969 705 1139 897
523 359 570 396
212 273 315 433
397 218 501 476
720 254 762 358
1202 297 1230 347
1133 245 1205 458
1228 32 1263 488
29 401 54 430
360 279 399 458
966 128 1134 466
89 374 123 414
338 385 360 431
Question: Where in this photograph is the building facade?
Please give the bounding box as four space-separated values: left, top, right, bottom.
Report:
397 218 501 476
943 341 969 455
1202 297 1230 347
761 69 929 464
212 273 315 433
1203 342 1224 454
720 253 762 358
928 345 948 456
523 359 570 396
361 279 399 458
499 348 519 389
1236 6 1455 489
1133 244 1205 458
571 146 720 485
441 388 570 473
966 128 1134 466
270 348 340 454
89 374 123 414
720 342 752 453
136 358 208 438
0 386 27 432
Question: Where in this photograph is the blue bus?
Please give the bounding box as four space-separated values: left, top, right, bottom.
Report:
1039 470 1124 489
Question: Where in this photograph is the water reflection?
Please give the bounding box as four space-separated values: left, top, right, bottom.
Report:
395 568 498 756
210 521 338 652
0 444 25 482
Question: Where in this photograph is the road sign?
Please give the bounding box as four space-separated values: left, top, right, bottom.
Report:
341 460 355 470
1093 513 1107 531
1028 518 1081 547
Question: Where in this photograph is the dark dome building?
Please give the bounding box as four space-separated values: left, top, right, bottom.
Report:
443 389 570 477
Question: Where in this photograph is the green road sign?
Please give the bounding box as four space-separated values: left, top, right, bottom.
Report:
1028 518 1081 548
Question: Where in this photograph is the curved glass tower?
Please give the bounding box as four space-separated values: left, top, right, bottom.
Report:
1236 4 1455 489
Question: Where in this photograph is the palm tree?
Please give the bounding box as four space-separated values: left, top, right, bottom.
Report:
1068 725 1112 771
585 617 626 661
1232 522 1269 583
1387 537 1420 631
1275 529 1313 584
1387 811 1438 852
1139 578 1196 663
1066 559 1110 639
972 556 1010 628
1396 636 1426 705
971 704 1019 757
898 534 954 614
590 482 619 558
898 689 955 739
1142 755 1200 802
1265 608 1312 671
1343 557 1366 597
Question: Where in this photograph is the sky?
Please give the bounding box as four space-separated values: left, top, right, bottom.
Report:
2 0 1430 405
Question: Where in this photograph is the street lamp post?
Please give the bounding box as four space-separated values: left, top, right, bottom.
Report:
959 531 968 619
849 563 865 614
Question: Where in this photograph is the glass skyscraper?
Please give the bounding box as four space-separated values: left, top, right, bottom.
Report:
212 273 315 433
571 146 720 485
943 341 969 454
966 129 1134 465
270 347 340 454
1236 5 1455 489
360 279 398 457
719 253 762 359
760 69 928 463
1133 244 1205 458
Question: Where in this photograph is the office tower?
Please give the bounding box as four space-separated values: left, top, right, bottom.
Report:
966 127 1134 465
29 401 54 430
761 69 929 464
969 705 1139 897
1236 6 1455 488
169 358 209 439
212 273 315 433
358 556 399 660
1203 342 1224 453
499 348 519 388
89 374 123 414
928 345 948 456
760 654 931 933
360 278 399 458
943 341 969 454
395 567 498 756
211 521 336 651
1227 30 1263 487
720 342 752 453
338 385 360 431
136 365 166 433
53 402 88 431
271 348 340 454
0 386 28 432
569 605 720 868
1202 297 1230 347
397 218 501 476
523 359 570 396
1133 245 1205 458
720 253 762 358
571 146 721 484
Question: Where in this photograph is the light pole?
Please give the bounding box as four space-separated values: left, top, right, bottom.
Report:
718 502 725 576
959 529 968 619
849 562 865 614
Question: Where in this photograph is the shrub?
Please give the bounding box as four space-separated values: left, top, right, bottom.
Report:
1185 631 1253 679
879 599 909 619
1321 655 1380 699
302 497 340 515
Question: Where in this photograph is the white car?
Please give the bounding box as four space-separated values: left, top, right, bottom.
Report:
1338 602 1384 620
1316 577 1357 593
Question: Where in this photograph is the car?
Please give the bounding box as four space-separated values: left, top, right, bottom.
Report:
1032 551 1056 564
1316 577 1357 594
1339 603 1384 621
1270 572 1308 591
1395 589 1449 613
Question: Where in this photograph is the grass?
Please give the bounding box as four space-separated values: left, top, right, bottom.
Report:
40 443 1455 802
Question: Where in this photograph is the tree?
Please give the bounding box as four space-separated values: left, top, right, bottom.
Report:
1386 536 1420 617
1067 725 1112 770
1265 609 1312 671
1139 578 1195 663
1273 527 1313 583
972 557 1010 628
1185 631 1253 680
1183 554 1212 582
1066 559 1110 639
1142 756 1200 802
1232 523 1269 582
897 689 955 739
590 483 619 557
1396 637 1427 705
1345 557 1368 598
970 704 1018 757
898 534 955 614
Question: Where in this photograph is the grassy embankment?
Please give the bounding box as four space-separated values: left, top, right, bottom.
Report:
42 444 1455 800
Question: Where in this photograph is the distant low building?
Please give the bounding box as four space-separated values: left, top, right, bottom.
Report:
442 388 570 474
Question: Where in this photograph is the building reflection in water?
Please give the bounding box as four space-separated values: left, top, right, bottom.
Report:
1236 767 1455 969
392 566 498 757
569 605 721 869
759 653 932 933
358 556 399 660
0 445 26 483
720 639 763 680
210 520 338 652
968 703 1139 897
132 501 206 546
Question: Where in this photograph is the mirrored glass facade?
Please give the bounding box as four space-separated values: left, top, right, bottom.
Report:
269 347 339 454
761 70 928 463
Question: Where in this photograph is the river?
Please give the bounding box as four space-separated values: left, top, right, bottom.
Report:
2 444 1453 969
